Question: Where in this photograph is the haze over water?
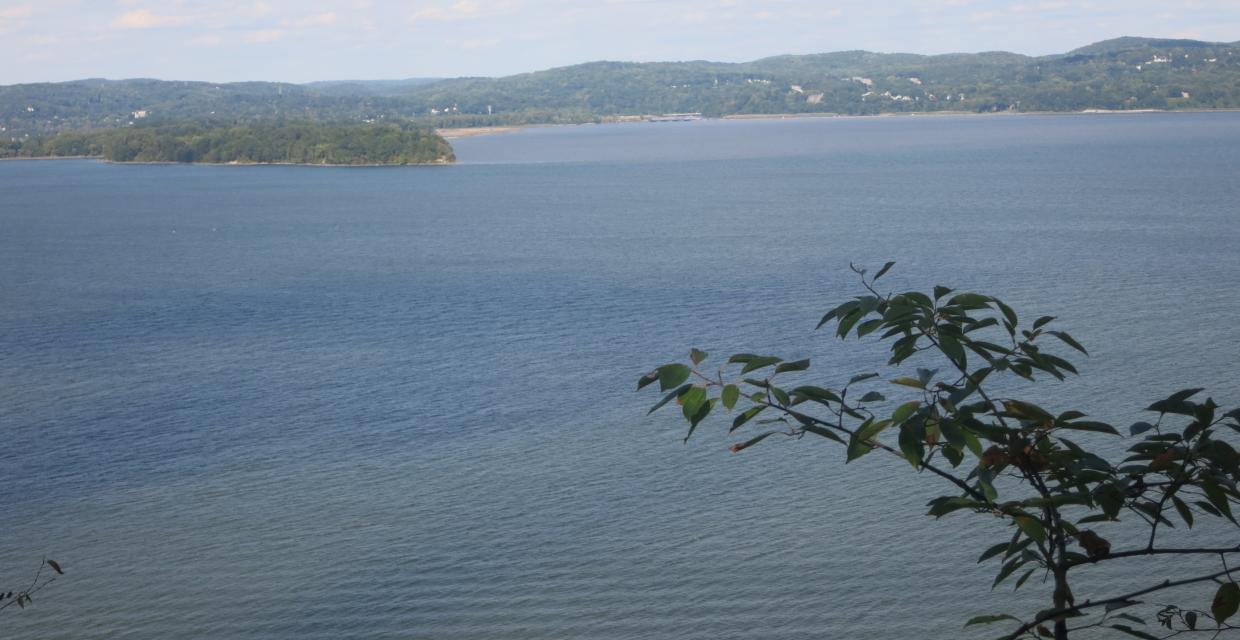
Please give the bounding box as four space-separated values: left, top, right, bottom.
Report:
3 113 1239 639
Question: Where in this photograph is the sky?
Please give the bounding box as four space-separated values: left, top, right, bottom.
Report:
2 0 1240 84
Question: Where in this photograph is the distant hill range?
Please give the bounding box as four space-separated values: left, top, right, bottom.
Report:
4 37 1240 138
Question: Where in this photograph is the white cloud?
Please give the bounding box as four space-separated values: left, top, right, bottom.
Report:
244 28 285 42
111 9 190 29
409 0 519 24
0 4 33 33
290 11 338 28
189 34 225 47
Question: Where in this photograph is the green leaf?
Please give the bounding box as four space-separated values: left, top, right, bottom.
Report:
1002 399 1055 425
964 614 1018 627
856 318 884 337
977 542 1009 564
793 386 842 405
740 356 783 374
898 423 925 468
721 384 740 411
858 391 885 402
649 384 693 415
992 557 1024 588
1032 315 1056 330
890 376 926 390
933 285 954 300
681 386 708 420
1046 331 1087 355
684 399 712 442
1171 496 1194 528
847 418 890 462
1013 568 1036 591
848 372 880 386
774 359 810 374
873 261 896 281
690 348 708 365
730 406 765 432
1129 421 1155 436
1015 516 1047 545
892 400 920 425
1202 479 1236 523
995 299 1018 332
802 424 845 444
636 370 659 390
927 496 983 517
1062 421 1119 436
948 293 991 307
658 364 691 391
938 335 966 367
730 431 776 453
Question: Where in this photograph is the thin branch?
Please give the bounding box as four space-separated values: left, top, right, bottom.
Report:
1066 545 1240 568
1000 567 1239 640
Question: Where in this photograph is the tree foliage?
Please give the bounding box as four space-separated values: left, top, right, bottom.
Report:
638 264 1240 639
4 37 1240 139
2 121 454 165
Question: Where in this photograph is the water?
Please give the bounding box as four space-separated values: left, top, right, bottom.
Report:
2 113 1239 639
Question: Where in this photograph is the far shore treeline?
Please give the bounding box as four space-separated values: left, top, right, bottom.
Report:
4 37 1240 142
0 122 455 165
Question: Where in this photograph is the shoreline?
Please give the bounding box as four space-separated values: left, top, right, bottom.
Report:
0 156 452 167
436 107 1240 138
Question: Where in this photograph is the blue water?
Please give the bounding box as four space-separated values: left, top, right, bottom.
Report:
2 113 1239 639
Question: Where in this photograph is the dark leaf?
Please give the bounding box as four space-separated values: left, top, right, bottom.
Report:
1212 583 1239 625
774 359 810 374
1016 516 1047 545
730 405 765 432
730 431 777 453
690 348 708 366
848 372 879 386
873 261 896 281
1108 625 1160 640
649 384 693 415
46 560 63 575
741 356 783 374
1032 315 1056 330
1046 331 1087 355
964 614 1018 627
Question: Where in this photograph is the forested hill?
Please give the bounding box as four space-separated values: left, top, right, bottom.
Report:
0 122 454 165
4 36 1240 137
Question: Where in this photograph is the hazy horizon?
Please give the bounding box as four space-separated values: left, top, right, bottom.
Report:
3 1 1240 85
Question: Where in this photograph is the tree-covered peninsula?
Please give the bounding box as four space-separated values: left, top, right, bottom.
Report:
1 122 454 165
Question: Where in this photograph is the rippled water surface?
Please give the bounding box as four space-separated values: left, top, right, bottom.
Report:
3 114 1240 639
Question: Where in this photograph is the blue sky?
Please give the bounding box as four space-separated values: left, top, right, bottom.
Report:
2 1 1239 84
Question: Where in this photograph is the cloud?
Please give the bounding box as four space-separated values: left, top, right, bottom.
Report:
0 4 33 33
409 0 520 24
189 34 224 47
454 36 500 49
290 11 337 28
244 28 286 43
111 9 190 29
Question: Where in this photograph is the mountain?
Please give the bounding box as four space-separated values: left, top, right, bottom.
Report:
4 37 1240 138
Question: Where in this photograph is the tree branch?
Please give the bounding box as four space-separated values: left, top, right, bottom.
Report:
999 567 1239 640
